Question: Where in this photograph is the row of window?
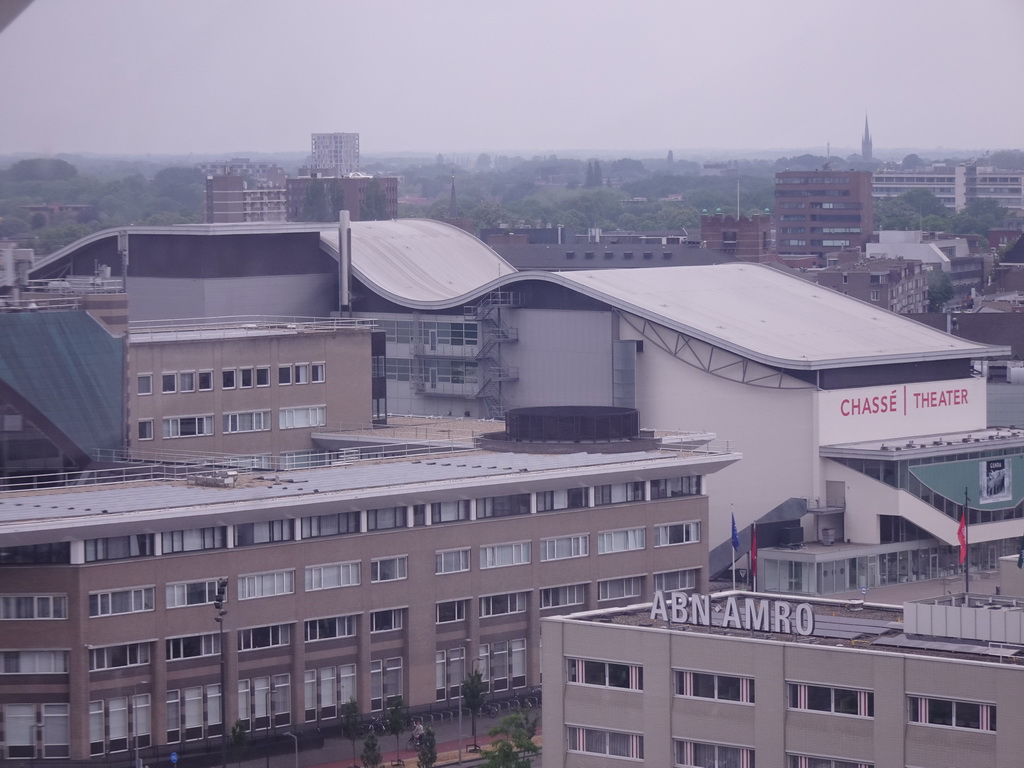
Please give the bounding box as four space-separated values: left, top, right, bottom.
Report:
565 656 995 736
137 363 325 396
139 406 326 440
75 491 701 563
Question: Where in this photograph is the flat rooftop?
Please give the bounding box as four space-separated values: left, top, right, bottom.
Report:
561 591 1024 665
821 426 1024 459
0 435 739 544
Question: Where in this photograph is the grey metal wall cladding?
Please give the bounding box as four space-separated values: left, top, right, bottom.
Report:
0 312 123 455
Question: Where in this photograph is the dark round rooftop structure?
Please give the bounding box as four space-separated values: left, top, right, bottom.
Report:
505 406 640 443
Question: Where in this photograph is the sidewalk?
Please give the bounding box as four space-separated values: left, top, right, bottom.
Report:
235 709 542 768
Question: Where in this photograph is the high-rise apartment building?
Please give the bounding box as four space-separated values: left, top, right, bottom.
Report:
774 170 874 260
310 133 360 176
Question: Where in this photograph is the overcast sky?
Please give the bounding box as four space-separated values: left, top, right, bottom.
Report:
2 0 1021 159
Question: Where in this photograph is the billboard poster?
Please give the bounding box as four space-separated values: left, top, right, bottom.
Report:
980 458 1012 504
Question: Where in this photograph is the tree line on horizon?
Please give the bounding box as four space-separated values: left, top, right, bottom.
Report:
1 149 1019 255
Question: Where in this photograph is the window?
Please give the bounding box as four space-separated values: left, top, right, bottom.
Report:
166 580 219 608
88 643 150 671
166 690 181 743
89 587 154 617
431 500 470 524
654 521 700 546
436 599 468 624
255 366 270 387
435 549 470 574
235 520 292 546
540 534 588 561
480 592 527 617
0 595 67 620
367 506 405 531
481 541 531 568
239 570 294 599
370 556 407 582
85 534 154 561
166 633 220 660
179 371 195 392
370 608 404 633
676 740 756 767
294 364 310 384
370 657 403 711
162 527 226 553
679 671 755 703
566 726 644 760
567 658 643 690
787 756 869 768
598 576 643 601
1 650 68 674
593 482 644 506
540 584 586 609
237 624 291 651
42 702 71 758
535 489 587 512
597 527 645 554
162 415 214 438
279 405 326 429
908 695 995 731
138 419 153 440
654 569 698 592
650 476 702 498
790 683 872 717
278 365 292 385
305 615 356 642
222 369 236 389
870 290 881 301
239 367 253 388
477 493 531 518
162 373 176 393
302 511 360 538
137 374 152 395
197 370 213 391
312 363 325 383
223 411 271 433
305 562 360 591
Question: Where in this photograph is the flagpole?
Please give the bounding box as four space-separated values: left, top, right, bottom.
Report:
964 487 970 595
731 508 737 591
751 523 757 592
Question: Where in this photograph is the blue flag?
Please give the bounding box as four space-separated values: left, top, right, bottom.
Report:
731 514 740 550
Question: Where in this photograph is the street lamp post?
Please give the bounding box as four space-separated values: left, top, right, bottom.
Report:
213 578 229 768
284 731 298 768
458 639 471 766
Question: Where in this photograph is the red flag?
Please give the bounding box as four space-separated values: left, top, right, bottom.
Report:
957 513 967 565
751 524 758 585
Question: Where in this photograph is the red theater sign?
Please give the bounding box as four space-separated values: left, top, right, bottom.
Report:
839 386 969 418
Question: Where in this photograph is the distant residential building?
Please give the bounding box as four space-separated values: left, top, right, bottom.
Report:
195 158 286 188
700 162 735 177
867 231 982 295
813 256 929 314
774 170 874 260
285 175 398 222
699 213 773 262
873 162 1024 212
16 203 95 227
205 176 286 223
310 132 360 176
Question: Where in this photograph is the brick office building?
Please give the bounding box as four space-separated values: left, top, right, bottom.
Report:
775 170 874 261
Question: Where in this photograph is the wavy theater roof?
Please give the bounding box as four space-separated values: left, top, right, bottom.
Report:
29 220 1009 372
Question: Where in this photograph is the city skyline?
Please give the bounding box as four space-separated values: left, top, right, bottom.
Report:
1 0 1022 158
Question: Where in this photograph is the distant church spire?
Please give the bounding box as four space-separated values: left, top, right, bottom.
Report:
862 114 873 162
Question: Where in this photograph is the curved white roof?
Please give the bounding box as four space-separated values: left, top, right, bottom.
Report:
321 219 517 306
557 264 1000 369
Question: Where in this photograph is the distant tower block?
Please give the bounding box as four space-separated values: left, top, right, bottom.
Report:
862 115 873 162
311 132 360 176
